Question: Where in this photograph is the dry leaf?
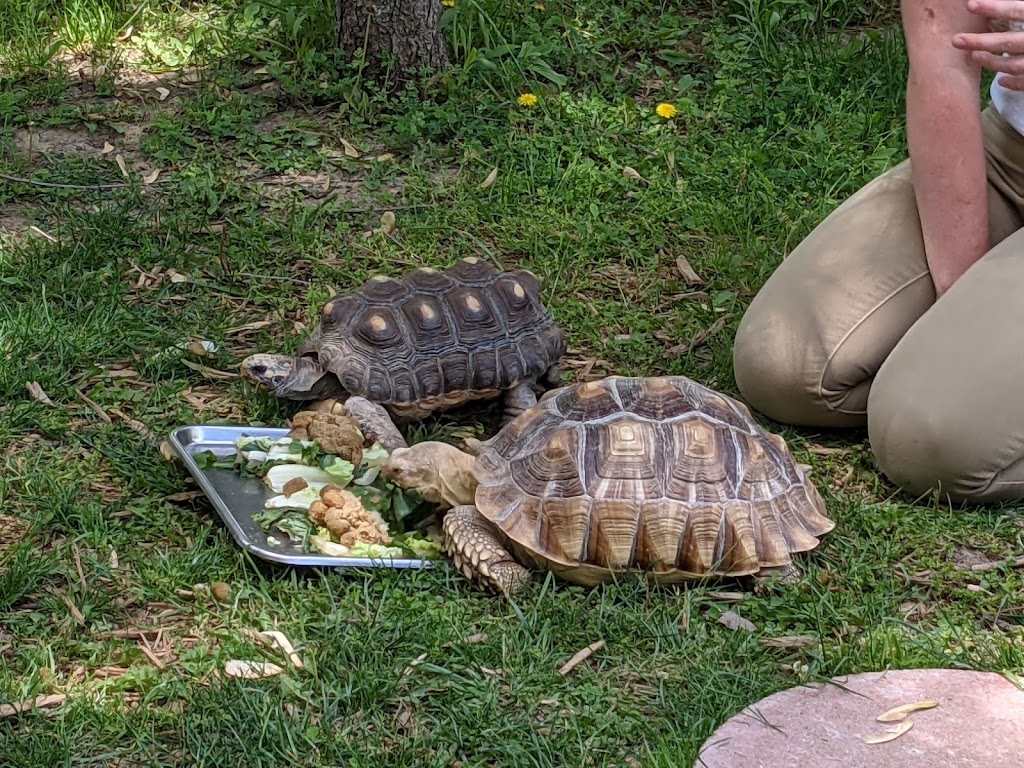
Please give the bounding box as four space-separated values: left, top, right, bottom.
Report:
110 408 157 440
0 694 67 718
862 718 914 744
224 660 284 679
673 254 704 285
155 86 170 101
339 138 360 158
243 629 305 669
706 591 745 601
718 611 756 633
159 440 178 462
226 320 273 335
402 652 428 677
558 640 605 676
875 700 939 722
167 269 189 283
374 153 395 162
380 210 396 235
478 167 499 190
143 168 161 185
115 153 129 179
622 166 645 182
185 340 218 357
116 25 134 42
101 141 116 155
102 368 140 379
758 635 817 649
26 381 56 407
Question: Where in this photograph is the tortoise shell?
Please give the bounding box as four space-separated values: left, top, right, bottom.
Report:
471 376 834 583
309 257 566 418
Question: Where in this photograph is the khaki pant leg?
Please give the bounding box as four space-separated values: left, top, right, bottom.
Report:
733 106 1023 430
732 159 934 427
867 225 1024 504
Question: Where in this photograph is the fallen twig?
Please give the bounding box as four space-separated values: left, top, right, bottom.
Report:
668 314 732 357
71 543 87 592
137 634 166 670
110 408 158 441
558 640 605 676
74 387 112 423
26 381 57 406
970 555 1024 573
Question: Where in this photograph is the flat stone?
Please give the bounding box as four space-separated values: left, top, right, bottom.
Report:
694 668 1024 767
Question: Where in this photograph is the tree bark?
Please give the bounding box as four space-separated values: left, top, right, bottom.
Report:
336 0 451 76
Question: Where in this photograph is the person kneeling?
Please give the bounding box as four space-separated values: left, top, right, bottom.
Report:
733 0 1024 504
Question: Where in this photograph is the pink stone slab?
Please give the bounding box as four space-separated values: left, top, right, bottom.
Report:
695 668 1024 767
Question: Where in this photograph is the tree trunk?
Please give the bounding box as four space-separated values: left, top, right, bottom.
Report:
335 0 451 76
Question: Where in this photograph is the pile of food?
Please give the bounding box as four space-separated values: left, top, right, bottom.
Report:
194 411 443 560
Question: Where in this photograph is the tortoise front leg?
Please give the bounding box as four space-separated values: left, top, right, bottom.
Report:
338 396 408 453
501 381 538 425
443 505 531 596
751 562 800 594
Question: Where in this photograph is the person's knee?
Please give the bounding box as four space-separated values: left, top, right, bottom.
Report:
733 297 865 428
868 377 1000 504
732 306 801 421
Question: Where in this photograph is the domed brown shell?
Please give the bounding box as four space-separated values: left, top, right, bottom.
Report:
471 376 834 583
311 258 566 418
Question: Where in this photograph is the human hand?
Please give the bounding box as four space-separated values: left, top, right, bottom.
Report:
953 0 1024 90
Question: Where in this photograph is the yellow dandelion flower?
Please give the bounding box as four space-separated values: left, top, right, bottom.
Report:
656 102 678 119
518 92 538 107
441 0 455 7
534 2 546 9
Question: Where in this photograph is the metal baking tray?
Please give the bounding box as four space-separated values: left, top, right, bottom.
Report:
167 424 436 570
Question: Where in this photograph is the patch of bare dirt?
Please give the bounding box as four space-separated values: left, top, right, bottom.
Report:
952 545 1001 570
12 125 150 167
13 127 114 159
0 515 31 556
254 171 405 209
255 110 304 134
0 208 35 240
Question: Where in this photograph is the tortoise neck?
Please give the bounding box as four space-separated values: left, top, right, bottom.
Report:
437 449 478 507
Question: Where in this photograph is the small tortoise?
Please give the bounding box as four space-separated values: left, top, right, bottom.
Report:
240 257 567 423
380 375 835 595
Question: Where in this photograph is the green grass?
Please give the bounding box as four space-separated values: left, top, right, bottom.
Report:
1 0 1022 765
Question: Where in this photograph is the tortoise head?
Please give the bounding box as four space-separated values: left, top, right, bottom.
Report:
381 442 478 509
239 353 344 400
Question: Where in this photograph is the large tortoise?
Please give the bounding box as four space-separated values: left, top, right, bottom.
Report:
240 257 567 423
380 375 835 595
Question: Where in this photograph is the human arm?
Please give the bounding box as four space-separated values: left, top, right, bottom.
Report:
902 0 990 297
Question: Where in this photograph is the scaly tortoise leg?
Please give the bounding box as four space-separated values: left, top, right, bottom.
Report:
443 505 531 596
337 396 408 453
751 562 800 594
501 381 539 426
